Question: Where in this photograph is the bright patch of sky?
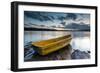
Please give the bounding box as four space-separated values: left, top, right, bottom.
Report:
24 11 90 27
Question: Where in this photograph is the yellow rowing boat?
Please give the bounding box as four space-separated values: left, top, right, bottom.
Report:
32 34 72 55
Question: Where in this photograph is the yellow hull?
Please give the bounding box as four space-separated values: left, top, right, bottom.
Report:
32 35 72 55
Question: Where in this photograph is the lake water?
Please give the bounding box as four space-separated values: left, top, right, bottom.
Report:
24 31 90 52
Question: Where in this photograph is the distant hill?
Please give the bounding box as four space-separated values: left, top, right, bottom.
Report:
65 23 90 30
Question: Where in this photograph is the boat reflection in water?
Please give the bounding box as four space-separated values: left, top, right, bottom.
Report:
24 31 90 61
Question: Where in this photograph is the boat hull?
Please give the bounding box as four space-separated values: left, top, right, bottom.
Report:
32 35 72 55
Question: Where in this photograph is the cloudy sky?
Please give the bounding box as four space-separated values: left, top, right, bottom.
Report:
24 11 90 27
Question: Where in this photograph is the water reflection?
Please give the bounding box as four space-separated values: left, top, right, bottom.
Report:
71 37 90 51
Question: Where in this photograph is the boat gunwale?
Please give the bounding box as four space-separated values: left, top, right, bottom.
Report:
39 37 72 49
32 35 72 48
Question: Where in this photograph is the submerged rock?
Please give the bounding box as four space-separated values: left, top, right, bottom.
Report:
71 50 90 59
24 42 37 61
24 42 90 61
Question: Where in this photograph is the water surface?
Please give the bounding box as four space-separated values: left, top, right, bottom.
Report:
24 31 90 52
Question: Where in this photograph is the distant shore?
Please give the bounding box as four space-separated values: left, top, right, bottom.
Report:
24 28 90 31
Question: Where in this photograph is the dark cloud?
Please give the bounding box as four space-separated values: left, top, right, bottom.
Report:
24 11 90 26
57 16 66 21
60 22 66 26
24 11 78 22
24 11 55 22
24 11 43 21
57 13 78 21
66 13 77 20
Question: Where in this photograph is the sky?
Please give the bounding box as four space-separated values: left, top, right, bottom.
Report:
24 11 90 27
